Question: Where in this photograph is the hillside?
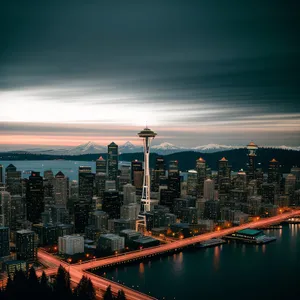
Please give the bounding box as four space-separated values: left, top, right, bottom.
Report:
0 148 299 173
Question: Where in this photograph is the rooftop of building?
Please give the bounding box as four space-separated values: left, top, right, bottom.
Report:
270 158 278 163
197 157 206 162
5 260 26 266
133 236 158 243
220 157 228 162
236 229 263 236
16 229 34 234
100 233 124 240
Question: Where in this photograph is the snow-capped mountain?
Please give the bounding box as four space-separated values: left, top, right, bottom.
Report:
191 144 243 153
1 142 300 155
67 141 106 155
119 141 143 153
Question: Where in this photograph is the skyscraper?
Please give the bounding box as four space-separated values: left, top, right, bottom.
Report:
5 164 22 195
0 191 11 227
203 178 215 200
0 227 9 257
16 229 37 262
168 160 181 201
247 141 258 181
96 156 107 174
102 190 121 219
152 157 166 192
26 172 44 224
75 166 95 233
107 142 119 182
54 171 68 207
0 164 3 184
268 158 281 185
187 170 197 196
196 157 206 198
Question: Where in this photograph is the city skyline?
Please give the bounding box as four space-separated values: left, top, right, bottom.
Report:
1 1 299 148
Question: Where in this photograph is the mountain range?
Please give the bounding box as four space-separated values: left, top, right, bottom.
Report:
6 141 300 155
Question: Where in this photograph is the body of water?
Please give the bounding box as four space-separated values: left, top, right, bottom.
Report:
0 160 131 181
95 224 300 300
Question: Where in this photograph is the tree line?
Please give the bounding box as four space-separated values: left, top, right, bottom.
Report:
0 265 126 300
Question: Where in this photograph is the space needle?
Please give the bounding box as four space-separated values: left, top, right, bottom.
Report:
136 126 158 231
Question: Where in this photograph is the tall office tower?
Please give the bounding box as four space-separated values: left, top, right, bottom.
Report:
246 141 258 181
261 183 277 204
168 160 181 200
0 164 3 184
5 164 22 195
95 172 106 199
11 195 25 230
16 229 37 262
123 183 136 205
152 157 165 192
75 166 94 233
203 178 215 200
218 157 231 184
54 171 68 207
0 227 9 257
69 180 78 198
119 165 131 190
235 170 247 190
96 156 107 174
26 172 44 224
0 191 11 227
136 127 157 231
102 190 121 219
196 157 206 198
268 158 280 184
187 170 197 196
204 200 221 221
285 174 296 205
291 167 300 190
131 160 143 184
89 210 109 231
107 142 119 182
43 170 54 201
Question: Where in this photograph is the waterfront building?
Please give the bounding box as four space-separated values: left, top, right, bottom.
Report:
97 233 125 252
58 235 84 255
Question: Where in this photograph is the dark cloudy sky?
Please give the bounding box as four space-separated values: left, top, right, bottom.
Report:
1 0 299 148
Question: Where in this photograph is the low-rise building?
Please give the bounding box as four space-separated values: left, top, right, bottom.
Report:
97 234 125 253
58 235 84 255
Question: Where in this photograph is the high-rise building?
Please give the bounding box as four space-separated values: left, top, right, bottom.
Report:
74 166 94 233
262 183 277 204
16 229 37 262
0 164 3 184
5 164 22 195
203 179 215 200
0 191 11 227
54 171 68 207
168 161 181 200
218 157 231 183
291 167 300 190
97 234 125 253
43 170 54 202
11 195 25 230
152 157 166 192
196 157 206 198
102 190 121 219
246 141 258 181
204 200 221 221
0 227 9 258
285 174 296 204
95 172 106 201
96 156 107 174
131 160 143 185
89 210 108 231
58 235 84 255
26 172 44 224
268 158 281 185
187 170 197 196
123 184 136 205
120 203 140 220
107 142 119 182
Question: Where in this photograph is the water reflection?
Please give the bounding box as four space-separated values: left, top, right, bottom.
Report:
139 262 144 275
173 252 184 273
262 245 266 254
213 246 220 270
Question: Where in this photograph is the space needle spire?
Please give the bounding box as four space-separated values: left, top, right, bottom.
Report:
136 126 158 231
